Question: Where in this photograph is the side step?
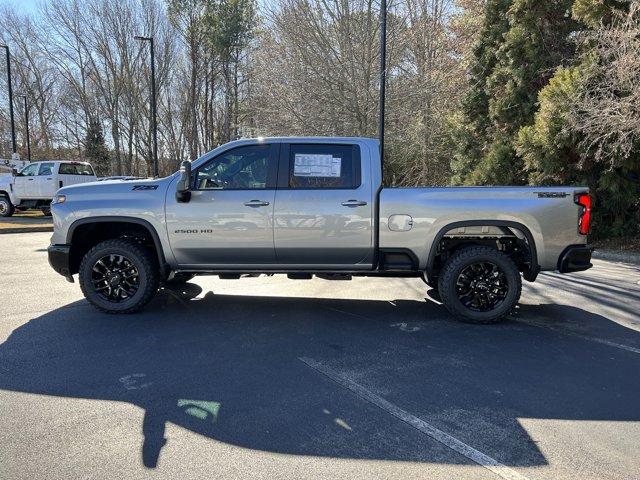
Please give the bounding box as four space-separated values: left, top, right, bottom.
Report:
316 273 352 281
287 273 313 280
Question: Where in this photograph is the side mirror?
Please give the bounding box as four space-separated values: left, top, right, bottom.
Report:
176 160 192 203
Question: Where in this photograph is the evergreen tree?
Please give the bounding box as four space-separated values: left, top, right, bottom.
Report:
450 0 513 184
84 119 110 176
451 0 578 185
517 1 638 238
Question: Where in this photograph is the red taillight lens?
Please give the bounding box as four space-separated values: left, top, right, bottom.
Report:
576 193 591 235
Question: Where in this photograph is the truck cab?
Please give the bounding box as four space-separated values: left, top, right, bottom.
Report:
0 161 97 216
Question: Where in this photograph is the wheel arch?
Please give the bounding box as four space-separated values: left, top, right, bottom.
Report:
425 220 540 282
67 216 167 276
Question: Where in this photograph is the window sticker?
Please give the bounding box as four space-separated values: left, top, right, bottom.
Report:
294 154 342 177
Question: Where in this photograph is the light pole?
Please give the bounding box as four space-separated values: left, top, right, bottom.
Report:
378 0 387 179
16 94 30 162
0 44 17 158
134 35 159 177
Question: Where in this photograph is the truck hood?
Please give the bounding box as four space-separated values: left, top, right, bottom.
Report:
58 175 176 197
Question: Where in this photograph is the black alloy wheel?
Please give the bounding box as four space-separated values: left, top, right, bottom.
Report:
79 239 159 313
438 245 522 324
455 261 509 312
91 254 140 302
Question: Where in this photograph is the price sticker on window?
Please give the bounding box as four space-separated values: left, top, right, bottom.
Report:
294 154 342 177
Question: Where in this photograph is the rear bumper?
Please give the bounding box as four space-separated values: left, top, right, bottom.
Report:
558 244 593 273
48 244 74 282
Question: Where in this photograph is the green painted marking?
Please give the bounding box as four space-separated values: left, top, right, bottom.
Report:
177 399 221 422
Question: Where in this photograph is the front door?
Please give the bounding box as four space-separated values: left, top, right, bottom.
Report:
273 142 374 269
166 143 279 267
13 163 39 199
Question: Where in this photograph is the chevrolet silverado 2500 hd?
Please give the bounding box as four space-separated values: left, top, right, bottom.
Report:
47 137 593 323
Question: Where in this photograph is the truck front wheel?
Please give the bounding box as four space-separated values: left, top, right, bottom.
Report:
438 246 521 324
0 196 14 217
79 239 160 313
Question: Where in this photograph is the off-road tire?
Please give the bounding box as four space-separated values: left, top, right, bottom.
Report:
0 195 14 217
79 239 159 313
438 246 521 324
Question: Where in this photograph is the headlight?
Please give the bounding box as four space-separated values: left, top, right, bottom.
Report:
52 194 66 205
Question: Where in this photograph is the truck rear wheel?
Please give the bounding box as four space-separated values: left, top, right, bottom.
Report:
79 239 159 314
0 196 14 217
438 246 521 324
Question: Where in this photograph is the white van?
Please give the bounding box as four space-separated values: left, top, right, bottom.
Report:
0 161 97 216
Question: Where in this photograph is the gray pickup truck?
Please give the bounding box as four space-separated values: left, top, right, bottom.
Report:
48 137 593 323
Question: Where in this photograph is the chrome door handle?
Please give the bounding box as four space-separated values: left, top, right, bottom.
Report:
244 200 270 207
341 199 367 207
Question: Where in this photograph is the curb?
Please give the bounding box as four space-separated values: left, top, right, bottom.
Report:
0 226 54 234
593 249 640 266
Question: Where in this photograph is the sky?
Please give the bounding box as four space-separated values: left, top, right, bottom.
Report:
1 0 39 15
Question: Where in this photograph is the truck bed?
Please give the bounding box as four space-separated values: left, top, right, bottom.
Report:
379 186 588 271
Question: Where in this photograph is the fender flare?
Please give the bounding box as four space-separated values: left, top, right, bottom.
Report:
425 220 540 281
67 216 167 272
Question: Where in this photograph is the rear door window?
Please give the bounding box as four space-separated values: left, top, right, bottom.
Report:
38 162 55 176
59 163 95 175
285 144 360 189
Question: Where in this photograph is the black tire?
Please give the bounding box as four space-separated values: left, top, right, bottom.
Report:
167 272 196 284
438 246 522 324
79 239 159 313
0 195 14 217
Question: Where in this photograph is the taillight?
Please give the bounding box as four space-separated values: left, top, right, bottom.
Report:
576 193 591 235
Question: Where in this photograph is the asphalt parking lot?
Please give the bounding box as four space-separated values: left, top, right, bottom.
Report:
1 232 639 480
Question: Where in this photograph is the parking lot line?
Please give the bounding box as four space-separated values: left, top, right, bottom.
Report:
516 320 640 355
299 357 530 480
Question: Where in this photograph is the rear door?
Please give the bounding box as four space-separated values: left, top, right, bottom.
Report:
166 143 279 267
58 162 96 189
36 162 56 198
273 142 374 268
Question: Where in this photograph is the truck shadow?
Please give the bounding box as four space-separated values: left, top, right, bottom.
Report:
0 284 638 469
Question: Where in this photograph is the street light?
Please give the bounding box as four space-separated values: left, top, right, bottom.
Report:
16 94 30 162
0 44 17 158
378 0 387 182
134 35 159 177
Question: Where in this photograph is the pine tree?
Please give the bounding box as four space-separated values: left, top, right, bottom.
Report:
451 0 578 185
84 119 110 176
517 1 638 238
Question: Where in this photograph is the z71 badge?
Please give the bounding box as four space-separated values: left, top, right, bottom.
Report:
132 185 158 191
535 191 569 198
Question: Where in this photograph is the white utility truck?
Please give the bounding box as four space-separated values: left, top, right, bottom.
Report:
0 160 97 216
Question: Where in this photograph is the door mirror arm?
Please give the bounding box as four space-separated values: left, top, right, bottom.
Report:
176 160 192 203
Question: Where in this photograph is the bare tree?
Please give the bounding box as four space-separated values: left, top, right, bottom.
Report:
573 2 640 167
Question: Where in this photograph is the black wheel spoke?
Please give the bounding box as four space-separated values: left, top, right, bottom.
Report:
91 253 140 303
456 261 509 312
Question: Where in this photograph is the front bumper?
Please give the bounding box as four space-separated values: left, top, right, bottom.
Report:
558 244 593 273
48 244 74 282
